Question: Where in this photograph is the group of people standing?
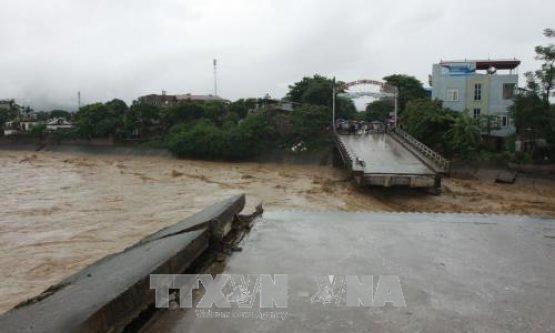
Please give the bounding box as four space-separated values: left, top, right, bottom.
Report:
335 119 386 135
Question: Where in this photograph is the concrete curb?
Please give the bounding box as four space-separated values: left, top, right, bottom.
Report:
0 194 245 333
140 194 245 244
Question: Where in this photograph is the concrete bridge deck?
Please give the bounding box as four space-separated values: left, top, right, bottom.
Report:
335 130 448 189
338 134 435 175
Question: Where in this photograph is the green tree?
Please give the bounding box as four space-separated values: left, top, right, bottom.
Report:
106 99 128 115
164 119 221 158
164 113 274 160
334 96 357 120
287 75 325 103
202 102 227 123
287 75 357 119
510 92 551 136
443 111 482 159
160 102 205 130
125 101 161 137
74 100 127 138
383 74 427 113
222 112 240 127
228 112 275 157
30 123 47 137
402 99 455 149
477 113 498 135
0 109 10 134
360 99 394 122
278 104 331 150
229 99 256 119
526 28 555 106
49 110 72 120
510 28 555 146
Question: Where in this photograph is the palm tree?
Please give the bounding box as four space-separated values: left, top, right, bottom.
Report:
478 113 498 135
443 110 482 158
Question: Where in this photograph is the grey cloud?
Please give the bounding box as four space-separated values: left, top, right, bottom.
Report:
0 0 553 111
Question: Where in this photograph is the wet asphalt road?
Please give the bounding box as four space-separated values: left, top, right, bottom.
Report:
141 212 555 333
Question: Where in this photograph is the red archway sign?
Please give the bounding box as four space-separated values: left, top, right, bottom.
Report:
332 79 399 130
337 79 395 92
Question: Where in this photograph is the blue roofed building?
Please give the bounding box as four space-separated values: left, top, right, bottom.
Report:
431 59 520 138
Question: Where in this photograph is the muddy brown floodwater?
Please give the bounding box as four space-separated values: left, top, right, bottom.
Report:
1 151 555 313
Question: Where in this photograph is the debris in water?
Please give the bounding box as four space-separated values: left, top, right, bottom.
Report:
171 170 184 178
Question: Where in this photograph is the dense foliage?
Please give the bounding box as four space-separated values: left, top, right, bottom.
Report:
402 99 483 159
74 100 127 138
509 28 555 158
165 114 274 159
163 103 332 159
358 99 394 122
49 110 72 120
402 99 455 147
0 109 9 130
287 75 357 119
383 74 427 114
68 87 335 159
443 112 482 159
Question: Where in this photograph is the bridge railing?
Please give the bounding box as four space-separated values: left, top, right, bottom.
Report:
333 132 363 172
391 127 451 174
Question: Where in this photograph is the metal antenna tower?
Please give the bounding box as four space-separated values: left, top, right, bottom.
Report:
213 59 218 96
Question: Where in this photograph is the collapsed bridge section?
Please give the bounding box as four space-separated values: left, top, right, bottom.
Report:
334 127 450 189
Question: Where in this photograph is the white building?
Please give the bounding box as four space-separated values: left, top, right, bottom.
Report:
46 118 73 131
251 98 299 112
431 59 520 138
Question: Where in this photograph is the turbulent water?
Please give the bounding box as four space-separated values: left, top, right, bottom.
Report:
1 150 554 313
0 150 387 313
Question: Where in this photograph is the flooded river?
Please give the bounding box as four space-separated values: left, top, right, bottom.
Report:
0 150 386 313
1 150 554 313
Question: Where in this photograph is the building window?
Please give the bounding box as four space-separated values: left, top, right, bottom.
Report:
447 89 459 101
501 115 508 127
473 108 481 119
503 83 515 99
474 83 482 101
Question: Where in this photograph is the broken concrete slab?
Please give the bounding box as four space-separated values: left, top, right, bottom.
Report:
0 194 246 333
495 170 517 184
140 193 245 244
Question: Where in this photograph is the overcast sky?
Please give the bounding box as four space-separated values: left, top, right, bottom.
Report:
1 0 554 111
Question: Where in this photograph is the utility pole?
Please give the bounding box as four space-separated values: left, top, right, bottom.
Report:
213 59 218 96
78 91 81 111
332 77 336 133
394 86 399 128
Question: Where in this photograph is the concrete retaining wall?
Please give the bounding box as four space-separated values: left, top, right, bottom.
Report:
0 194 245 333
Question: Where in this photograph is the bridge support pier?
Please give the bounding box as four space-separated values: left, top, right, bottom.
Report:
332 147 345 168
425 176 442 195
353 173 364 186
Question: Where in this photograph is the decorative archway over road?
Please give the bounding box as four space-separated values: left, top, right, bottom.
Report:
332 79 398 128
